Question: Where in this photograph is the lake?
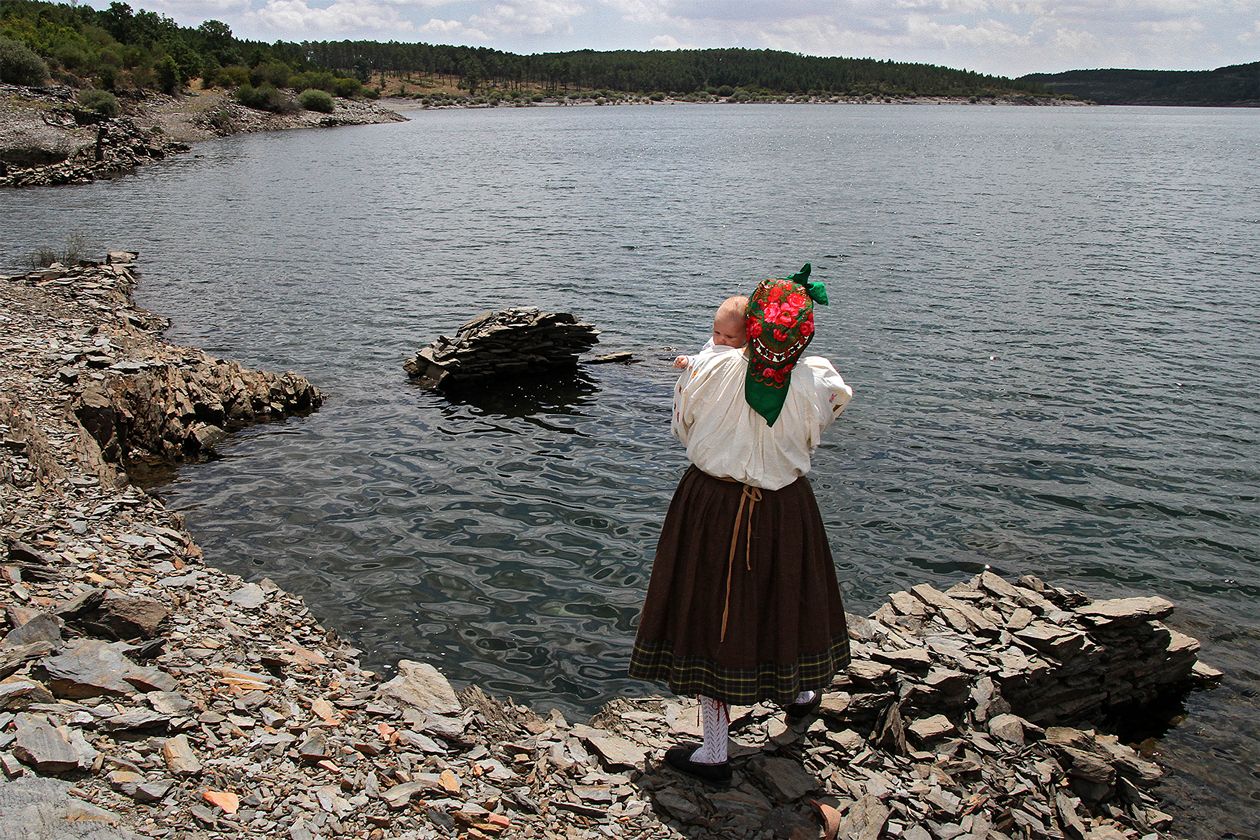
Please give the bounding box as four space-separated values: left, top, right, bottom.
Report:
1 102 1257 837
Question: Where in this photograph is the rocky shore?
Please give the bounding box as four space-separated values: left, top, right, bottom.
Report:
0 84 405 189
1 256 1218 839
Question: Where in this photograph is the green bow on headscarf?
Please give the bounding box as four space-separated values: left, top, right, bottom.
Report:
786 263 829 306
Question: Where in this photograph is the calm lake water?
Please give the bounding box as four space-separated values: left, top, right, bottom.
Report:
2 103 1258 837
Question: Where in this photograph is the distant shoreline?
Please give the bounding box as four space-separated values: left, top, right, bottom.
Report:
381 92 1092 111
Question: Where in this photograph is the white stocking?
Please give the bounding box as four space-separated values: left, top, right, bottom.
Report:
793 690 817 705
690 695 729 765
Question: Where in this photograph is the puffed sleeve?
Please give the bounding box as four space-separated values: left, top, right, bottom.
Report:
801 356 853 451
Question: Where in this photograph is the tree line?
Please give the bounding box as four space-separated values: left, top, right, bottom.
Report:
1021 63 1260 106
1 0 1048 98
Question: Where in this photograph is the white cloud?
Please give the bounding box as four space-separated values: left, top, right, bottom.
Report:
470 0 587 35
649 33 694 49
419 17 492 40
1240 20 1260 43
1136 17 1205 35
905 14 1027 48
244 0 420 36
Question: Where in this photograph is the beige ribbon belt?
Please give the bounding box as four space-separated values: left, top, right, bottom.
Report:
718 479 761 644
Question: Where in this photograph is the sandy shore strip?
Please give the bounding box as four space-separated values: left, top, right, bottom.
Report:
0 254 1219 839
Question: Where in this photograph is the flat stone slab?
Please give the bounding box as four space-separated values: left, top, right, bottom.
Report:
38 639 174 698
1075 597 1174 627
12 714 80 774
570 724 648 771
378 660 460 716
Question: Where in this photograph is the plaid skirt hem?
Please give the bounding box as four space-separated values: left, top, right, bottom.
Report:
628 635 851 707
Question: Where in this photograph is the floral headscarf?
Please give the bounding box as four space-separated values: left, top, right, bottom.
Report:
745 263 829 426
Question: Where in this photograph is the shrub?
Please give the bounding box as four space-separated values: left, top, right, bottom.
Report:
649 91 665 101
364 86 380 100
289 69 336 93
53 43 90 71
0 36 49 86
207 64 249 88
716 85 734 97
298 88 334 113
156 55 181 94
236 82 296 113
77 88 120 118
29 234 91 268
250 60 291 88
331 76 361 98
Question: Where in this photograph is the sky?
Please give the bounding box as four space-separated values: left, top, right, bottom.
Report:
89 0 1260 78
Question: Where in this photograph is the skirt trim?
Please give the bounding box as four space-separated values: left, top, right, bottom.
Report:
628 634 851 706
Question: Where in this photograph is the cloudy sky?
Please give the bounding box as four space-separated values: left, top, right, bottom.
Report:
96 0 1260 77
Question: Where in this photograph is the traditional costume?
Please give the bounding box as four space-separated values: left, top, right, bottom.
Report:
628 264 853 783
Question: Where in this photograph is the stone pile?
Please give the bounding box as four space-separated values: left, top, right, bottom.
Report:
0 117 189 189
404 308 600 388
1 253 322 485
1 250 1220 839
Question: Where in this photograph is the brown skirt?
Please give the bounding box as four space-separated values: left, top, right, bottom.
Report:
628 465 850 706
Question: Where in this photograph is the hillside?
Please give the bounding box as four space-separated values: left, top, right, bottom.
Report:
0 0 1053 101
1021 61 1260 106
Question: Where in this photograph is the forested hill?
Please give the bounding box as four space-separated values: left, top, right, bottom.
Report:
0 0 1049 98
1021 62 1260 106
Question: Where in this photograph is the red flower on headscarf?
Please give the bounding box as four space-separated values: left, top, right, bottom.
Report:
746 318 762 338
800 317 815 337
769 284 785 302
763 366 775 378
762 302 782 324
776 307 797 327
787 291 807 309
773 328 788 342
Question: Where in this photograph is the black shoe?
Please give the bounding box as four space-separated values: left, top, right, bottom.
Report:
784 691 822 722
663 745 732 786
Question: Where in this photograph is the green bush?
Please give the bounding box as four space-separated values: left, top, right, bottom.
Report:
649 91 665 101
289 69 336 92
331 76 361 98
716 84 734 97
250 60 291 88
207 64 249 88
236 82 296 113
0 36 50 86
298 88 334 113
364 86 380 100
156 55 181 94
77 88 120 117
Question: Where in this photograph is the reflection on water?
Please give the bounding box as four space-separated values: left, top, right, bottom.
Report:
1 104 1258 839
434 367 601 422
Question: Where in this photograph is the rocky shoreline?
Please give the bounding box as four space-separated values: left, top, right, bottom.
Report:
0 84 405 189
0 256 1219 839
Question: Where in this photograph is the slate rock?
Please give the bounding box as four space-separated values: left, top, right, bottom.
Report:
378 660 460 715
12 714 80 774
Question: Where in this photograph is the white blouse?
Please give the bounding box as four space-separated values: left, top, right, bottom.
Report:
671 346 853 491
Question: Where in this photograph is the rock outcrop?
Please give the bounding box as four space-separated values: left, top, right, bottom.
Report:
1 252 321 486
404 308 600 388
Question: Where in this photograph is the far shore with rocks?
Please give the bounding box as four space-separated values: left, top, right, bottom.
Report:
0 83 406 189
0 254 1222 839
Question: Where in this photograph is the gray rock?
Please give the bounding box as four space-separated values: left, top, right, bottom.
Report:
751 755 817 801
837 793 889 840
161 734 201 776
0 678 54 712
1 613 62 648
1075 596 1174 627
378 660 460 715
908 714 956 744
12 714 80 774
38 638 173 698
570 724 647 771
227 583 267 609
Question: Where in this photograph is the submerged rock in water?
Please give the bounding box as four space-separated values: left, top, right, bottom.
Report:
404 307 599 388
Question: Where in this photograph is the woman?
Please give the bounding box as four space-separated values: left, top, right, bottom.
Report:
629 264 854 784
